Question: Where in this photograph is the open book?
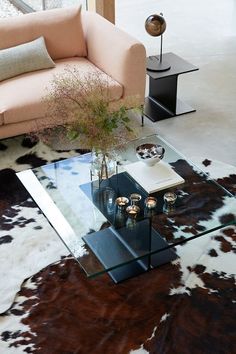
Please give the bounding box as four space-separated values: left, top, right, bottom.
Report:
124 161 185 194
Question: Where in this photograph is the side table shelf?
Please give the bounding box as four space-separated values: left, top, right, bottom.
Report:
144 52 199 122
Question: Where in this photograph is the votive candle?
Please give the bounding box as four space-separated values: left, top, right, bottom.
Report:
126 205 140 217
145 196 157 209
115 197 129 209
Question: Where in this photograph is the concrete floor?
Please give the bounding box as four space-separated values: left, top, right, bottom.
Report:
116 0 236 166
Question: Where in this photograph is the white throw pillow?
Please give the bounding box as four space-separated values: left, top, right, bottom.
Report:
0 36 55 82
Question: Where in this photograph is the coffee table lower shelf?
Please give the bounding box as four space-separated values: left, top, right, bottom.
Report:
83 222 177 283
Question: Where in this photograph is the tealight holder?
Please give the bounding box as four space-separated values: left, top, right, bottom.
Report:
144 208 156 218
163 192 177 214
144 196 157 209
163 204 175 214
115 196 129 210
126 217 137 229
115 209 127 228
163 192 177 206
130 193 142 205
126 205 140 218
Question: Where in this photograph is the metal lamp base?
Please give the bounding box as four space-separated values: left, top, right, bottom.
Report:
147 56 171 72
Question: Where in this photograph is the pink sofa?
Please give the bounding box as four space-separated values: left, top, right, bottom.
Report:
0 6 146 139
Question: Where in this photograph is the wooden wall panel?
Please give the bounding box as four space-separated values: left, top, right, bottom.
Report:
87 0 115 23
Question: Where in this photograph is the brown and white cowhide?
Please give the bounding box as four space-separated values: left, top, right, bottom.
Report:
0 135 235 354
0 136 86 314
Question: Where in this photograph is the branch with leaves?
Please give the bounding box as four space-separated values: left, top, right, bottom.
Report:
38 66 141 153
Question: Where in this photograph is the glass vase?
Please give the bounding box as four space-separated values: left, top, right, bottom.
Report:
90 150 116 185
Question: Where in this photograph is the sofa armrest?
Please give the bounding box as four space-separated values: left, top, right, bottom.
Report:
82 11 146 105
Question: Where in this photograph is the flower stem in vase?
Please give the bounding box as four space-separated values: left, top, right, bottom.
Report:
100 154 109 182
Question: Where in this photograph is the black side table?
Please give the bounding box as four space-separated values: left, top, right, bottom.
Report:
144 52 199 122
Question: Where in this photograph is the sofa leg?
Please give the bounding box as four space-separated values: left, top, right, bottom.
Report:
141 114 144 127
141 106 145 127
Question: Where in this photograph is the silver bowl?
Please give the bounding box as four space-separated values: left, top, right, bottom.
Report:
136 143 165 167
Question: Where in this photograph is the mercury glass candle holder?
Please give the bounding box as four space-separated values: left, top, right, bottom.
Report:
126 205 140 218
115 197 129 209
126 217 137 229
130 193 142 205
163 192 177 205
144 196 157 209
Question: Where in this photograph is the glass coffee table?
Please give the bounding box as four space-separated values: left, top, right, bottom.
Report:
17 135 236 283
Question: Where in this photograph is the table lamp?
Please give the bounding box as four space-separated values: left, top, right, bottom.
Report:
145 13 171 72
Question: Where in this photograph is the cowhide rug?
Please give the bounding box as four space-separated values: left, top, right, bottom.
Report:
0 135 235 354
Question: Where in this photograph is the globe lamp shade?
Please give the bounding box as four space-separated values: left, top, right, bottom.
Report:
145 13 171 72
145 14 166 37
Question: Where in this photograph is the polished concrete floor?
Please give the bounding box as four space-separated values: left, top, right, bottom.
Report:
116 0 236 166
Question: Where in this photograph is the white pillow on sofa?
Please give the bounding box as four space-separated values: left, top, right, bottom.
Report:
0 36 55 82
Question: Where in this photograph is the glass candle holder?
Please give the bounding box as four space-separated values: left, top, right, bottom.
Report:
115 210 126 228
163 192 177 205
144 196 157 209
115 197 129 209
126 205 140 218
130 193 142 205
126 217 137 229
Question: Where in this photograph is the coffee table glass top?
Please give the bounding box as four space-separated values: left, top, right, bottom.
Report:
17 135 236 281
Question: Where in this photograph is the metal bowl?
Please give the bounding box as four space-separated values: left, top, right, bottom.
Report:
136 143 165 167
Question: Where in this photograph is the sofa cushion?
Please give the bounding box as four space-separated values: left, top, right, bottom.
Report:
0 37 55 82
0 58 123 126
0 6 87 60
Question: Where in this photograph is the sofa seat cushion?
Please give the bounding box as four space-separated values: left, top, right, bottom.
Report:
0 57 123 126
0 6 87 60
